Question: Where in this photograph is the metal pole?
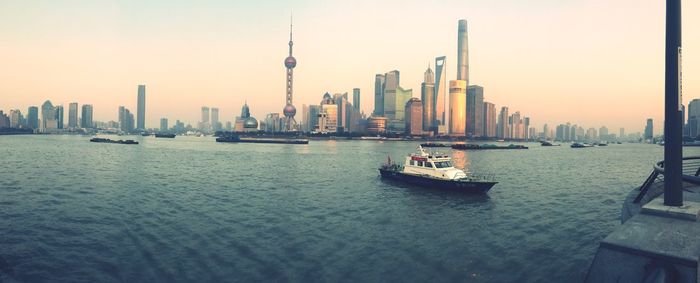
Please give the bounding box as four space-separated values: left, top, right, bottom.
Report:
664 0 683 206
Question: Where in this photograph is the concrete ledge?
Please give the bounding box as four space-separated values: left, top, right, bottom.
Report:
642 198 700 221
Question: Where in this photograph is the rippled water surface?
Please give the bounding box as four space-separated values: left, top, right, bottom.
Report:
1 135 694 282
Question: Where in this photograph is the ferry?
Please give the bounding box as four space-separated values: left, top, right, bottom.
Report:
379 146 497 193
89 137 139 145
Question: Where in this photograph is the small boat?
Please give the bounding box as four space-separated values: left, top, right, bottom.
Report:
379 146 497 193
540 141 561 146
90 137 139 145
420 142 450 147
451 143 528 150
141 133 151 136
598 142 608 146
216 134 309 144
571 142 594 148
155 133 176 138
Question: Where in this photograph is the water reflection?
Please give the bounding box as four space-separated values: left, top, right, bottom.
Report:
451 149 470 170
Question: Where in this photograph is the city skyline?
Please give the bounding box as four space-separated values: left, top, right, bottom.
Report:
1 1 699 133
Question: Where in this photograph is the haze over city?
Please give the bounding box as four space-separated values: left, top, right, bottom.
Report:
1 0 699 133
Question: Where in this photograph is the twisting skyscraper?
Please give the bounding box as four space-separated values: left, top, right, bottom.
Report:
282 18 298 131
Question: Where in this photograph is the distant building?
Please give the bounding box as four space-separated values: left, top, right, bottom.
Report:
137 85 146 130
160 118 168 132
200 106 210 131
40 100 58 132
211 107 221 131
308 105 320 133
367 116 388 135
374 74 385 116
586 128 598 140
55 105 64 129
543 124 550 140
81 104 93 128
619 128 625 139
457 19 469 82
644 119 654 141
599 126 609 140
509 111 523 139
0 111 9 128
523 117 530 140
405 98 423 136
234 102 258 132
318 93 338 133
421 66 435 133
483 102 497 138
27 106 39 130
9 109 23 128
688 99 700 137
467 85 484 137
434 56 447 134
353 88 360 112
497 106 509 139
448 80 467 136
68 103 79 128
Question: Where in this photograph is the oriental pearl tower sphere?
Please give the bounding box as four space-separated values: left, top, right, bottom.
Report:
282 18 298 132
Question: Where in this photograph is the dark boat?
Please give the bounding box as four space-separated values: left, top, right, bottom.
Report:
216 134 309 144
141 133 150 136
540 141 561 146
571 142 594 148
155 133 176 138
90 137 139 145
420 142 450 147
379 147 497 193
451 143 528 150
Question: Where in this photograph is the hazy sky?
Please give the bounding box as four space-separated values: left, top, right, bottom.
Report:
1 0 698 133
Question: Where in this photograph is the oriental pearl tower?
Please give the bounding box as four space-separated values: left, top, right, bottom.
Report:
282 17 298 132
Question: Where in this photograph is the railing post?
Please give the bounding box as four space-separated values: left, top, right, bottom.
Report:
663 0 683 206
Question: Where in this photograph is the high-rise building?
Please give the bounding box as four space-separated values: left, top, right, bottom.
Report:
27 106 39 130
200 106 210 130
687 99 700 137
434 56 447 133
467 85 484 137
334 93 349 132
68 103 79 128
40 100 58 132
55 105 64 129
9 109 23 128
374 74 385 116
644 119 654 141
510 112 523 139
211 107 220 131
81 104 93 128
160 118 168 132
448 80 467 136
353 88 360 112
497 106 509 139
137 85 146 130
405 98 423 136
599 126 609 140
309 105 320 132
421 66 435 132
483 102 496 138
0 111 10 128
457 19 469 83
282 19 298 132
381 70 412 132
619 128 625 139
318 93 338 133
523 117 531 140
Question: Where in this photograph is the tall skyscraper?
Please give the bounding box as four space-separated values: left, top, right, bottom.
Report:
9 110 23 128
137 85 146 130
374 74 385 116
40 101 57 132
68 102 79 128
434 56 447 133
543 124 550 139
467 85 484 137
27 106 39 130
282 18 298 132
353 88 360 112
687 99 700 137
523 117 530 139
483 102 496 137
421 66 435 132
457 20 469 82
510 111 522 139
118 106 125 130
405 98 423 136
644 118 654 141
448 80 467 136
497 106 509 139
619 127 625 139
211 107 220 131
55 105 64 129
200 106 210 130
81 104 93 128
160 118 168 131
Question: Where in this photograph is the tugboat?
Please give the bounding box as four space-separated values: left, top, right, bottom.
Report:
379 146 497 193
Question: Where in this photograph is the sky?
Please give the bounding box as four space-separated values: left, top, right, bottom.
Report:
1 0 698 134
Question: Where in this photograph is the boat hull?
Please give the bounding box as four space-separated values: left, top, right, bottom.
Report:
379 169 496 193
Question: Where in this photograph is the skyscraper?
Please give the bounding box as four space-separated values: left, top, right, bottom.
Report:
448 80 467 136
81 104 93 128
40 100 58 132
68 102 79 128
434 56 447 133
405 98 423 136
200 106 210 130
467 85 484 137
457 20 469 82
497 106 509 139
160 118 168 131
374 74 385 116
619 128 625 139
421 66 435 132
353 88 360 112
9 110 23 128
644 119 654 141
211 107 220 131
27 106 39 130
137 85 146 130
282 18 298 132
55 105 64 129
483 102 496 137
687 99 700 137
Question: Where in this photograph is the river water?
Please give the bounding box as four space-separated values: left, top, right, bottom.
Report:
1 135 693 282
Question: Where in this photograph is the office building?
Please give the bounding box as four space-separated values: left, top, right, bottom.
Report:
318 93 338 133
448 80 467 136
137 85 146 130
434 56 447 134
421 66 435 132
467 85 484 137
55 105 64 129
483 102 496 137
211 107 220 131
40 100 58 132
405 98 423 136
497 106 509 139
353 88 360 112
160 118 168 132
27 106 39 129
68 103 79 128
620 128 625 139
457 19 469 83
688 99 700 137
81 104 93 128
374 74 385 116
200 106 210 131
644 119 654 141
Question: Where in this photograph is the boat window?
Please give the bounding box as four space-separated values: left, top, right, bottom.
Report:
426 162 434 168
418 161 423 167
434 161 453 168
409 160 415 166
